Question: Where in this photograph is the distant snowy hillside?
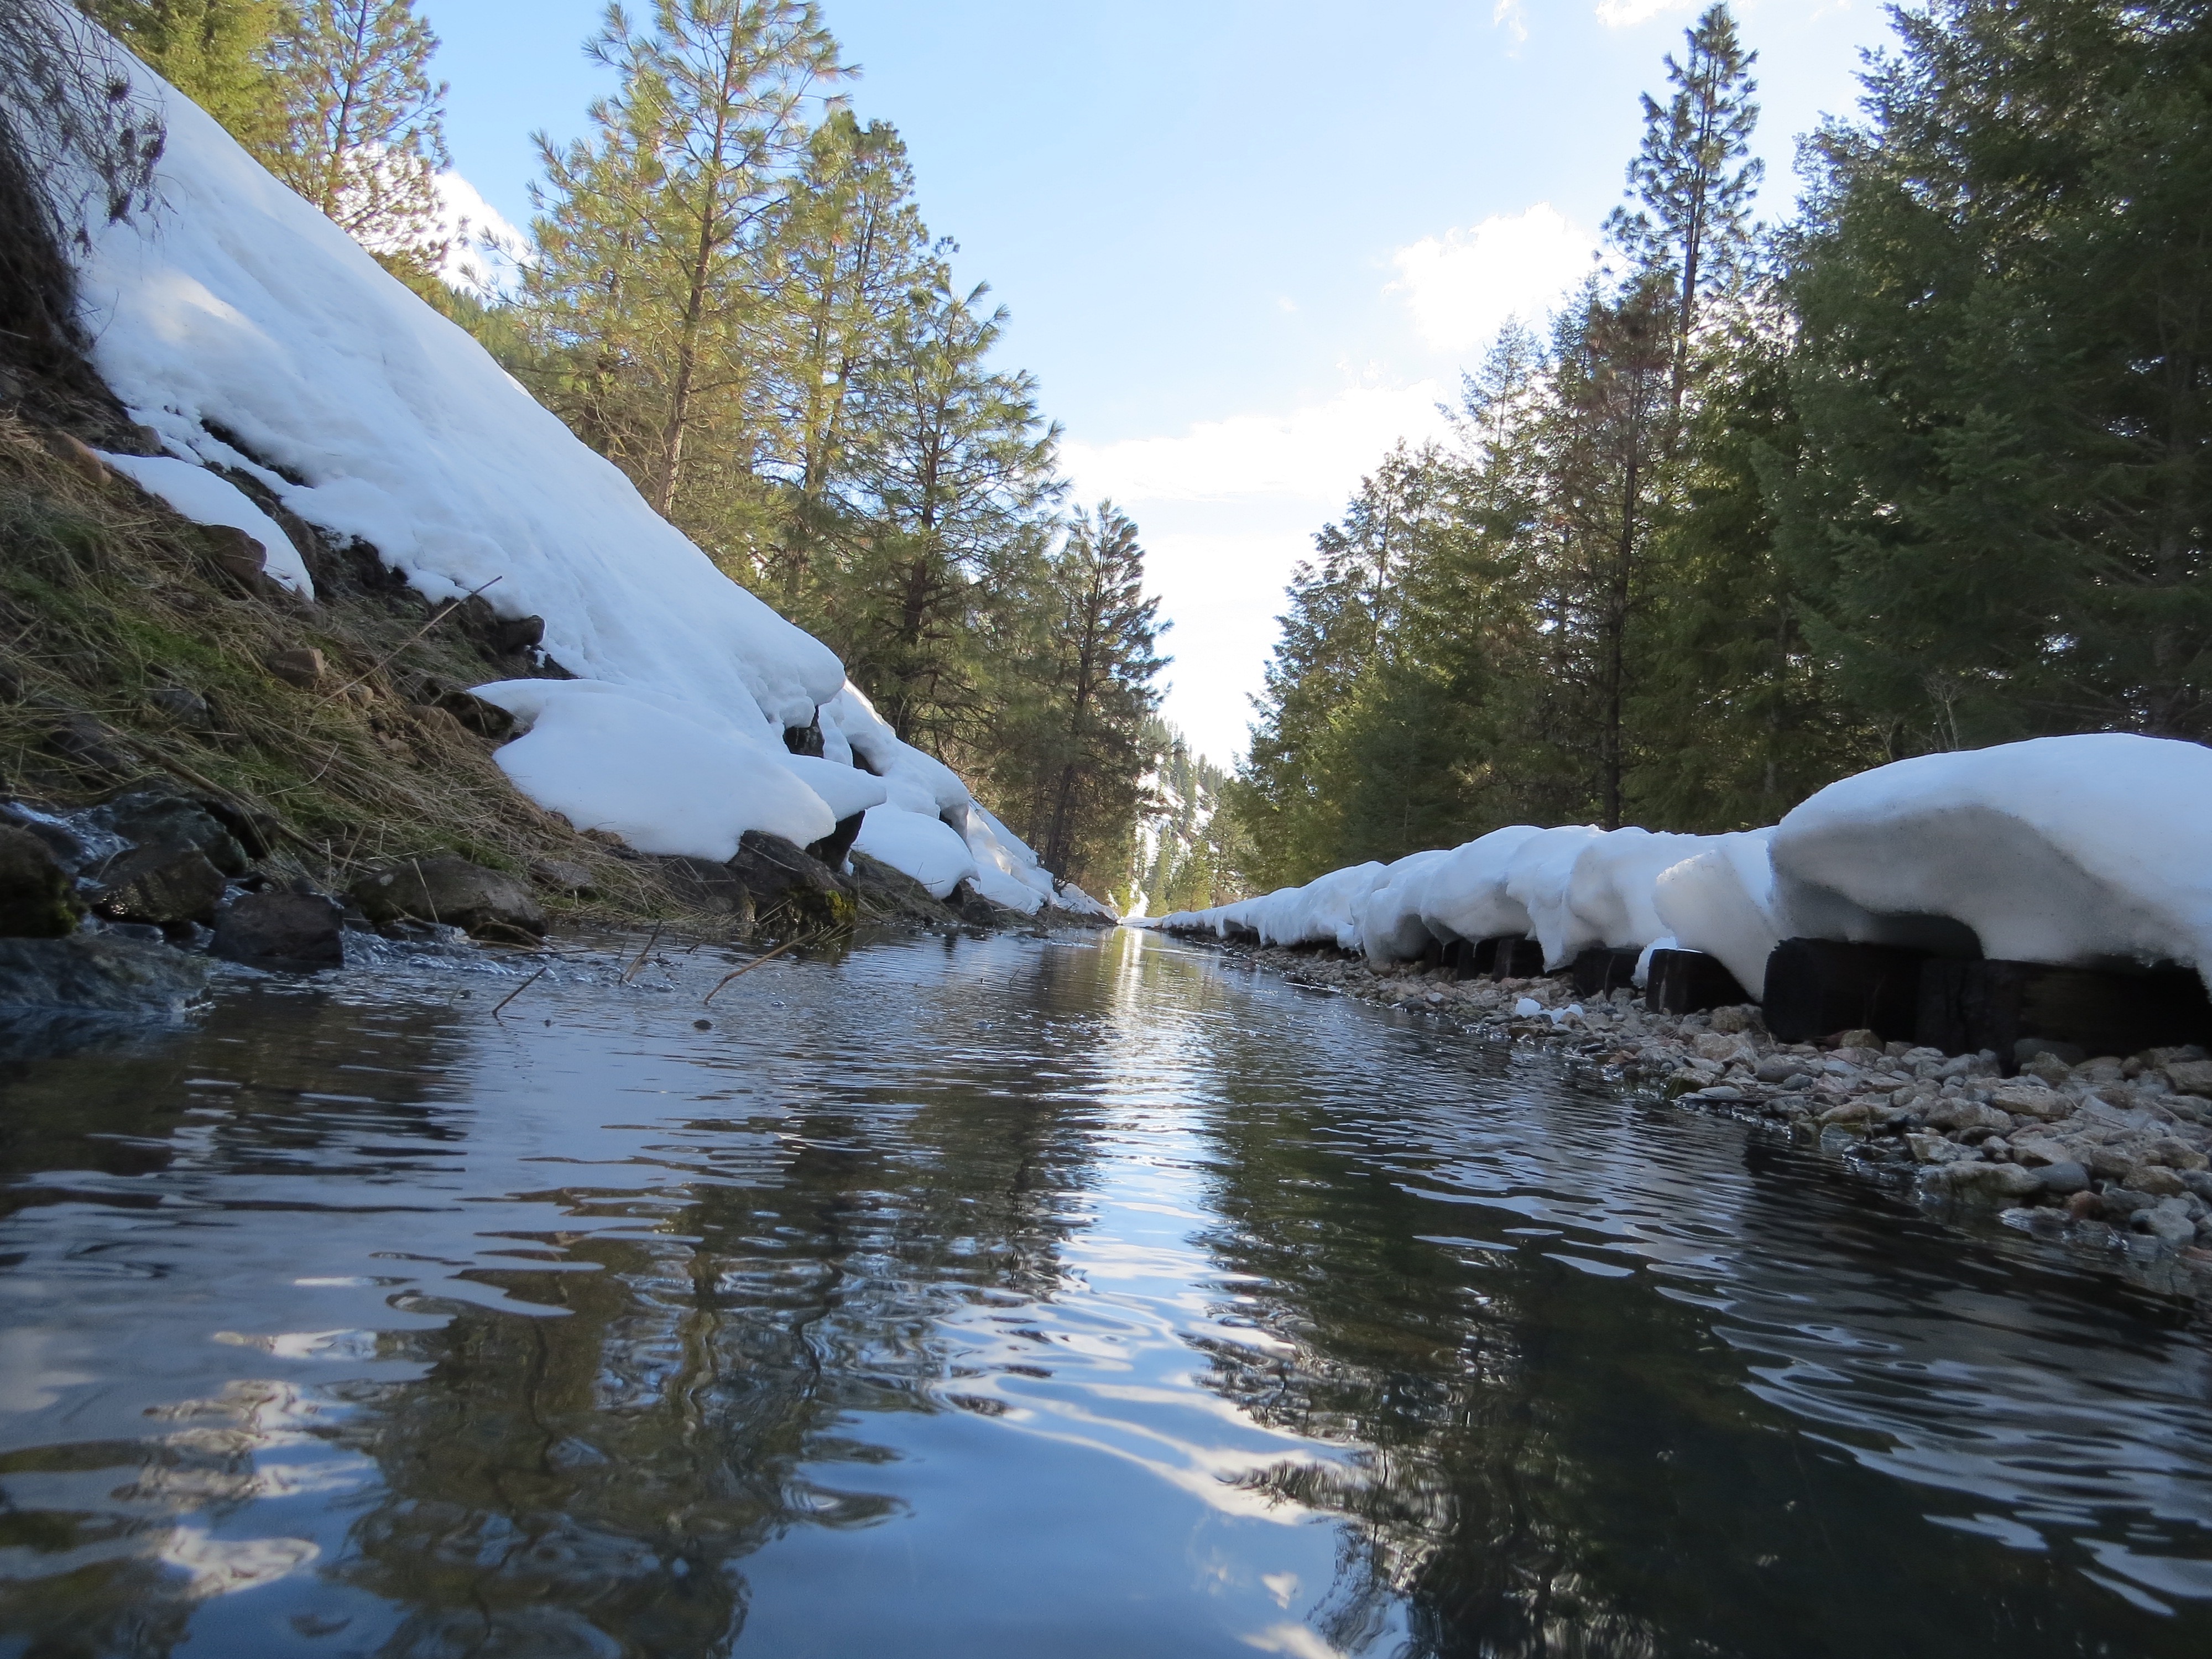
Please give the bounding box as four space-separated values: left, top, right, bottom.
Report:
66 52 1099 917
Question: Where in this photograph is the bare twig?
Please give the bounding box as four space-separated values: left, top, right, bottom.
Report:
703 932 815 1005
317 575 502 706
621 921 663 983
489 965 547 1021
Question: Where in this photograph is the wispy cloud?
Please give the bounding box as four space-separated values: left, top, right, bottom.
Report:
1063 381 1450 508
1386 204 1596 354
1594 0 1697 27
1493 0 1528 44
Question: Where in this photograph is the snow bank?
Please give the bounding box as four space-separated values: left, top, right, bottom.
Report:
1652 830 1779 998
472 681 843 858
1417 826 1545 944
96 450 314 596
1504 827 1605 969
1566 828 1709 952
64 49 1086 911
1357 849 1452 964
854 808 977 899
1772 734 2212 983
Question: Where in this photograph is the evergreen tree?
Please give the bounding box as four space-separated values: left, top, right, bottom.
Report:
525 0 846 518
1007 502 1167 885
1780 0 2212 746
756 111 935 614
263 0 451 279
88 0 281 149
830 276 1060 749
1606 1 1762 422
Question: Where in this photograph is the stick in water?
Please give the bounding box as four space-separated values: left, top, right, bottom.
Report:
621 921 664 983
703 933 813 1005
489 965 548 1021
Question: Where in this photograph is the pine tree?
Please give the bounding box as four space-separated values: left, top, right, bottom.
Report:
263 0 451 278
1606 1 1762 424
89 0 282 149
1019 502 1167 883
525 0 846 518
757 110 935 614
1780 0 2212 746
831 276 1060 749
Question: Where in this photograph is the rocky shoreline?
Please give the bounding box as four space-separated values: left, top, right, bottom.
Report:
1197 937 2212 1289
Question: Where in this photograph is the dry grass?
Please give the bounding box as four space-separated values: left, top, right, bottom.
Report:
0 414 714 927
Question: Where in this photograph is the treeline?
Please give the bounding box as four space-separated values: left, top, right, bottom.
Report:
1129 723 1247 916
1235 0 2212 891
82 0 1171 896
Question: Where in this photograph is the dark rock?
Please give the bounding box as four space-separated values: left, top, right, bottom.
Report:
2015 1036 2088 1070
0 826 84 937
95 787 252 876
952 880 1027 928
1763 938 1931 1045
529 858 596 896
491 614 545 654
90 844 226 927
348 855 547 939
846 850 959 926
213 890 345 968
1920 957 2212 1071
729 832 854 931
658 855 755 924
0 932 207 1013
1474 936 1546 979
782 716 826 758
2100 1186 2156 1219
202 525 278 595
439 690 514 738
45 714 133 775
1646 947 1750 1016
267 648 326 688
806 811 865 870
148 685 213 728
2034 1161 2090 1197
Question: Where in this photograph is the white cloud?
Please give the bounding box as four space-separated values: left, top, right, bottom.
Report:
1063 383 1455 762
1493 0 1528 43
1063 380 1449 509
1595 0 1697 26
431 169 528 298
1386 204 1596 354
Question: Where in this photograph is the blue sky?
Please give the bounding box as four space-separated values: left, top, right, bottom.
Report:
429 0 1901 765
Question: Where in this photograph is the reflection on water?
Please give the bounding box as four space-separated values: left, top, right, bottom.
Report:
0 928 2208 1657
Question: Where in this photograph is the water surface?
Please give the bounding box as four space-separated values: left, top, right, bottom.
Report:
1 927 2208 1657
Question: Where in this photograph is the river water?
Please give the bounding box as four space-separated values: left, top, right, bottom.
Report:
0 927 2208 1657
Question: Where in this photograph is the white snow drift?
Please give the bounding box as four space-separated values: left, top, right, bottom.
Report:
1156 734 2212 997
56 45 1096 915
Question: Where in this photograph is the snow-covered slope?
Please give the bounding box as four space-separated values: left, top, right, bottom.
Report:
61 53 1094 915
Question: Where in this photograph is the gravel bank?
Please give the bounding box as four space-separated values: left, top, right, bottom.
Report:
1215 940 2212 1287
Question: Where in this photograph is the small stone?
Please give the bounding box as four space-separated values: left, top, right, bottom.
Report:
2014 1037 2087 1071
1754 1054 1810 1085
2101 1186 2155 1219
2161 1059 2212 1096
1948 1162 2042 1201
2065 1189 2105 1221
1989 1083 2068 1121
2141 1200 2197 1245
2148 1136 2210 1172
90 844 226 927
0 826 85 939
1832 1027 1882 1051
2034 1161 2090 1196
267 648 326 688
148 685 213 728
2125 1164 2187 1198
693 1018 712 1030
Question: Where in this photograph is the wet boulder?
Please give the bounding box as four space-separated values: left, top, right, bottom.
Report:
348 855 547 940
95 787 253 876
0 826 85 938
659 855 755 924
729 832 853 931
213 890 345 968
90 843 227 928
0 932 208 1013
